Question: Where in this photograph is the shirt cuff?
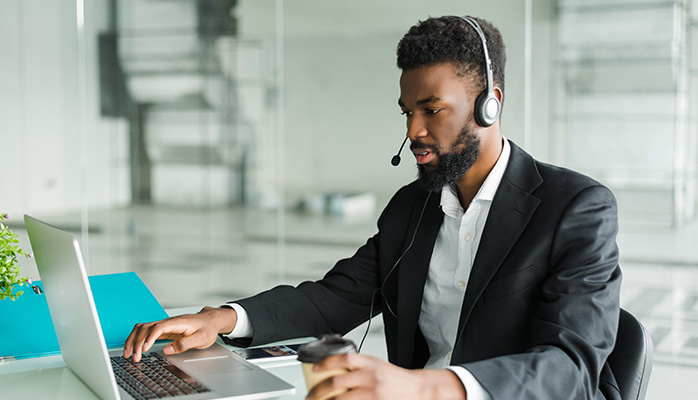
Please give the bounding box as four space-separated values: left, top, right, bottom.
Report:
220 303 253 338
446 366 492 400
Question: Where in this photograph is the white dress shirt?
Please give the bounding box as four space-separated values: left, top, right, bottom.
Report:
422 138 510 400
224 138 511 400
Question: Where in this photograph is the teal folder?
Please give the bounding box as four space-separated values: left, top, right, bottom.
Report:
0 272 169 359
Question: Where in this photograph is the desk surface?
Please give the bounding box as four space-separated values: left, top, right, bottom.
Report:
0 307 309 399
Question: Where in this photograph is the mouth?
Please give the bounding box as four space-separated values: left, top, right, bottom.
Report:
412 148 436 165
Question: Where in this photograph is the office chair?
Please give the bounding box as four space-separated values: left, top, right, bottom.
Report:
607 308 654 400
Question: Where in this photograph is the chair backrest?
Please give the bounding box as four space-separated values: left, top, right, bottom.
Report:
607 308 654 400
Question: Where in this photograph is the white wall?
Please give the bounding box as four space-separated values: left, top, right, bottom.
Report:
0 0 24 211
0 0 129 218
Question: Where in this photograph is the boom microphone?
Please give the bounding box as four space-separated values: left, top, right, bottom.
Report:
391 137 409 166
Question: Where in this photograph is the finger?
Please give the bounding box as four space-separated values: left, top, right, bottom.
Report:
131 320 184 362
330 387 374 400
128 322 156 362
315 352 374 373
159 332 186 340
306 369 370 400
123 323 144 358
130 322 161 362
138 320 193 356
123 323 157 359
131 324 156 362
123 313 213 361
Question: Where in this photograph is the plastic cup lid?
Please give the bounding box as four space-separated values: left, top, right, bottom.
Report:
297 334 357 363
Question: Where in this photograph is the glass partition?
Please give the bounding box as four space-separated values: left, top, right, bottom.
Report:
548 0 698 227
3 0 696 306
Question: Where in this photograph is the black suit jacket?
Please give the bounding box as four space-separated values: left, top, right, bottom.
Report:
227 141 622 400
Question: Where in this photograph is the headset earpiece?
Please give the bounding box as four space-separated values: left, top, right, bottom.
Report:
474 89 500 127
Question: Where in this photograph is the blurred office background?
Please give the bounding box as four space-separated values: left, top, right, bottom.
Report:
2 0 698 397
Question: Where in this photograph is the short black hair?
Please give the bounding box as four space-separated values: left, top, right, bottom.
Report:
397 16 506 100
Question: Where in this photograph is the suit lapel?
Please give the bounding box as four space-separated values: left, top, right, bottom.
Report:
395 190 443 367
456 142 543 337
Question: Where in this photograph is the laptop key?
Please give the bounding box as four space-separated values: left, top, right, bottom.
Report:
111 353 210 398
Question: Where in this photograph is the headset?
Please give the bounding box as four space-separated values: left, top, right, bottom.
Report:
391 16 500 167
359 191 432 351
460 15 501 128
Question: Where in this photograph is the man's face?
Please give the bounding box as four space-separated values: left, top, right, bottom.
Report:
398 63 482 191
413 125 481 192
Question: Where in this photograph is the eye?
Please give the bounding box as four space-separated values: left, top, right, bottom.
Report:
401 110 412 117
425 108 441 115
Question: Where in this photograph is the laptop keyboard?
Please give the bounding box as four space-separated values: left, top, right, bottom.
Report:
111 352 211 399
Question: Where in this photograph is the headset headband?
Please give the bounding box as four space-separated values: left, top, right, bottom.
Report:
459 16 495 98
457 15 500 127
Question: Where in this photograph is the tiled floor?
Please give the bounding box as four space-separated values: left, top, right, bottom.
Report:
10 205 698 399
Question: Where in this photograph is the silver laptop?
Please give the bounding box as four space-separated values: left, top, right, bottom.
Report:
24 215 295 400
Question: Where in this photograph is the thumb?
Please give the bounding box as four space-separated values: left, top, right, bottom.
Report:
163 342 178 355
164 329 215 354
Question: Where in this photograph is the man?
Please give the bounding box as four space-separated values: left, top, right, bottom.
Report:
124 16 621 400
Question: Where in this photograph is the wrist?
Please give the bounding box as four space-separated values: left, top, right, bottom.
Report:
420 370 467 400
199 306 238 335
216 306 238 334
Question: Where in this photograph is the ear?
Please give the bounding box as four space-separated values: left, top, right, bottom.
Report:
493 86 503 102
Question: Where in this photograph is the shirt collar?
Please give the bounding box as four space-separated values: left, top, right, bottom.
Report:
439 137 511 217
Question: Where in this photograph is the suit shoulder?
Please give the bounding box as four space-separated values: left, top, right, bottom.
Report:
535 159 610 194
505 141 611 200
524 159 618 216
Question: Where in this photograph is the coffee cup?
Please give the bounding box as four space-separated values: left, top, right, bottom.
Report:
297 334 357 399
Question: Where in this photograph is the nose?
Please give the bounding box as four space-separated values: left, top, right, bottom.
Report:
406 114 427 141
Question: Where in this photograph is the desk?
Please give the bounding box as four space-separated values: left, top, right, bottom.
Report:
0 307 309 399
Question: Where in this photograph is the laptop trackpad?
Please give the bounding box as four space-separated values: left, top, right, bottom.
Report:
183 355 251 375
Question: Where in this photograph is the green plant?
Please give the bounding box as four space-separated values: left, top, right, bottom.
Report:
0 213 31 301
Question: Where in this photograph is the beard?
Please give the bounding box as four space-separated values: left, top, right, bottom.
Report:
414 125 481 192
